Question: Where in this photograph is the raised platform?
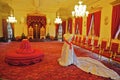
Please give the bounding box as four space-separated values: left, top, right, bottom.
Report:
5 49 44 66
5 39 44 66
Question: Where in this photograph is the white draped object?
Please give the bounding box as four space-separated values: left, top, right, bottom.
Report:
58 33 120 80
115 24 120 39
88 14 94 36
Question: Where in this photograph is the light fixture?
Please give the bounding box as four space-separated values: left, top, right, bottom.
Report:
7 9 17 23
54 11 62 24
72 1 89 17
54 16 62 24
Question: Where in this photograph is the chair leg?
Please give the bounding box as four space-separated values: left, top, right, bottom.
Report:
99 50 102 61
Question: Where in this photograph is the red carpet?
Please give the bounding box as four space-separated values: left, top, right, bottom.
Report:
0 41 120 80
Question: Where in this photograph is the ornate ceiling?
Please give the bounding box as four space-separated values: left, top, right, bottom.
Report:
0 0 119 18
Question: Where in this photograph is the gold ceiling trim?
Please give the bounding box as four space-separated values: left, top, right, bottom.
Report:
27 11 46 16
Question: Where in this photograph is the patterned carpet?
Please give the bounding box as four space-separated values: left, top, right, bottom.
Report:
0 41 120 80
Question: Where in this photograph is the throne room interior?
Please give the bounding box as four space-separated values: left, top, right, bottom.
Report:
0 0 120 80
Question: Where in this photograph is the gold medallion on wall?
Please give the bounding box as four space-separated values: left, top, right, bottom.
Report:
104 16 109 25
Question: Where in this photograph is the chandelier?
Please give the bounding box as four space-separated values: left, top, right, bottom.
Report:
7 10 17 23
72 1 89 17
7 14 17 23
54 16 62 24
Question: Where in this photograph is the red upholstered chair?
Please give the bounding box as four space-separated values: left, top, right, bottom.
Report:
93 39 108 59
92 39 99 53
111 39 120 63
113 52 120 63
93 37 99 48
82 36 86 44
101 40 119 62
76 35 82 46
85 37 93 51
78 36 82 46
80 36 87 48
71 35 75 44
74 35 78 45
87 38 92 46
92 37 99 53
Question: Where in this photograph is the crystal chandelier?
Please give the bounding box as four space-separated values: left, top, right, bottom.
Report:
72 1 89 17
7 14 17 23
7 6 17 23
6 0 17 23
54 16 62 24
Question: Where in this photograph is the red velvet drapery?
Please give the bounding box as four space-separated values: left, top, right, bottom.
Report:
87 14 92 36
78 17 82 34
55 21 66 37
111 4 120 39
68 18 72 33
55 24 59 37
74 17 82 34
94 11 101 37
2 19 8 38
27 16 46 27
75 18 78 34
2 19 14 39
62 20 66 35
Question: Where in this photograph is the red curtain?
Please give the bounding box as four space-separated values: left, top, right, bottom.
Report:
74 17 82 34
87 14 92 36
68 18 72 33
94 11 101 37
2 19 8 38
11 23 15 38
62 20 66 35
78 17 82 34
111 4 120 39
74 18 78 34
55 24 59 37
27 16 46 27
2 19 14 39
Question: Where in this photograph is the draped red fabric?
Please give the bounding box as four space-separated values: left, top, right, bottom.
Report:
68 18 72 33
75 18 78 34
11 23 15 38
27 16 46 27
62 20 66 35
55 24 59 37
74 17 82 34
78 17 83 34
2 19 8 38
111 4 120 39
94 11 101 37
74 17 83 34
87 14 92 36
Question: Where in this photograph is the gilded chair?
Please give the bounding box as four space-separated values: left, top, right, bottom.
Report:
92 37 99 52
80 36 87 48
85 36 93 51
40 26 46 39
76 35 82 46
71 35 75 44
28 26 33 39
93 39 108 59
71 35 77 45
101 39 119 62
111 39 120 63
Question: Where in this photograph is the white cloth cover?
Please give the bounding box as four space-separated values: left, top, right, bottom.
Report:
58 33 120 80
